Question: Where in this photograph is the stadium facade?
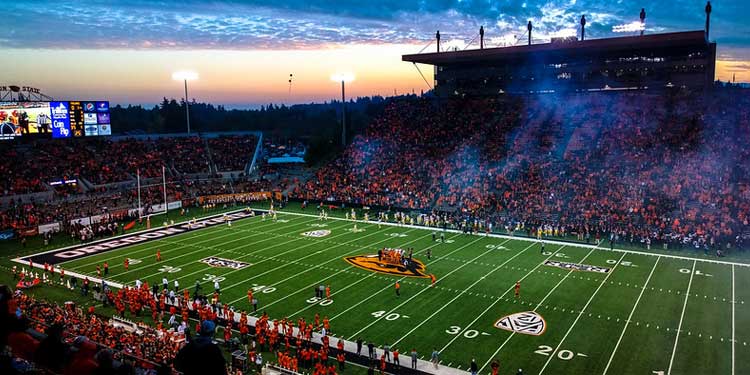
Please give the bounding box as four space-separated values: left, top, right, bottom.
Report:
403 30 716 96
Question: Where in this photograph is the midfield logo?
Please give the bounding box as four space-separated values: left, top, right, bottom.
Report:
543 260 610 273
494 311 547 336
344 254 429 278
301 230 331 237
200 257 250 270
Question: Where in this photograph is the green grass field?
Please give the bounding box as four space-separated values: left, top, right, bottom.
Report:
31 209 749 375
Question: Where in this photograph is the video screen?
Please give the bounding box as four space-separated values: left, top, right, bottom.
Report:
0 100 112 140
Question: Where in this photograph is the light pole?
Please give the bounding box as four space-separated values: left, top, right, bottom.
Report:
172 70 198 134
330 73 355 148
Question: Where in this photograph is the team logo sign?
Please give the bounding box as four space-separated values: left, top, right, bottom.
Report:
200 257 250 270
344 254 429 278
494 311 546 336
544 260 610 273
302 230 331 237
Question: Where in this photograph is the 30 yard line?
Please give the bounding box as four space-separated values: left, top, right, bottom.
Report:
478 244 599 373
602 256 660 374
538 252 626 374
667 259 696 375
438 244 566 354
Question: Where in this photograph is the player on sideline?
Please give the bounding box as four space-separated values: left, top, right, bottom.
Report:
325 285 331 301
514 281 521 298
156 249 162 262
248 288 254 303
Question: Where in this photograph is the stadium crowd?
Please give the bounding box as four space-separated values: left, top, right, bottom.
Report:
295 92 750 251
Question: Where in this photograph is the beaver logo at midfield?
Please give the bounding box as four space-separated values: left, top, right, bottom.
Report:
344 254 429 278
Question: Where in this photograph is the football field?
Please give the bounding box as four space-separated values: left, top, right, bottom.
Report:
30 209 750 375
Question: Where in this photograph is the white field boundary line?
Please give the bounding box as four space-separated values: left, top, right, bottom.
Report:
732 264 736 375
478 244 599 373
602 256 661 374
284 232 465 319
253 209 750 268
237 228 433 309
114 216 323 282
391 239 537 348
224 227 425 306
128 219 377 286
667 260 697 375
66 214 309 272
324 233 470 323
15 207 257 261
538 252 627 374
438 244 567 354
347 236 491 340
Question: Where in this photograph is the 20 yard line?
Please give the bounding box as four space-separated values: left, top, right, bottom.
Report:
667 260 696 375
538 252 627 374
602 256 660 375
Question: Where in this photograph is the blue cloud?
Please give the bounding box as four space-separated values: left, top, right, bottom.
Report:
2 0 748 59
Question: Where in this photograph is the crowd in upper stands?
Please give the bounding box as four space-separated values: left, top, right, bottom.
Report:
295 91 750 251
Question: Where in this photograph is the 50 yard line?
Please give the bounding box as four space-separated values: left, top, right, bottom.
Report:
667 259 697 375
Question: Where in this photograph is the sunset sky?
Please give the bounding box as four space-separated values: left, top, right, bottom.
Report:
4 0 749 108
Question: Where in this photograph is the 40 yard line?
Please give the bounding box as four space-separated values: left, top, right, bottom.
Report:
667 259 697 375
602 256 660 374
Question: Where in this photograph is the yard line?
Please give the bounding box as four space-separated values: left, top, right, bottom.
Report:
224 228 426 306
667 260 697 375
325 233 472 323
478 244 599 373
538 252 627 374
67 214 302 271
732 264 736 375
253 229 433 310
602 256 660 375
438 244 566 354
128 219 362 285
284 233 464 318
391 239 534 347
347 236 490 340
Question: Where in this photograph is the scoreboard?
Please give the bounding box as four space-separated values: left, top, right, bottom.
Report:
0 100 111 140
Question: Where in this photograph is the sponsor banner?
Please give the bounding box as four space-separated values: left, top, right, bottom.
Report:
167 201 182 210
200 256 250 270
344 254 429 278
543 260 611 273
0 229 15 240
19 210 260 265
494 311 547 336
301 230 331 238
198 191 281 205
38 222 61 234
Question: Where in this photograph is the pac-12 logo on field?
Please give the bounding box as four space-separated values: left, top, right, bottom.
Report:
302 230 331 237
200 257 250 270
494 311 546 336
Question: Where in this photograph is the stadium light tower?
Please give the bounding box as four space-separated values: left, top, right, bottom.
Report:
331 73 355 148
172 70 198 134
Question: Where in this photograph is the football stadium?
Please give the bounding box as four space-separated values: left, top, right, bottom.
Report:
1 1 749 375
